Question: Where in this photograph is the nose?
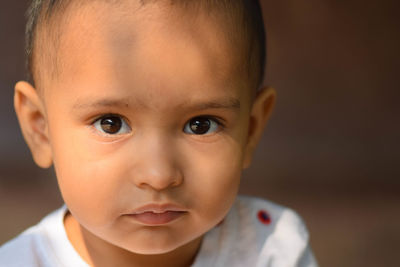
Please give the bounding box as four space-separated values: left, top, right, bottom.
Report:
130 133 183 191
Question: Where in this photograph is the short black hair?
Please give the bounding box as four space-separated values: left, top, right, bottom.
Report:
25 0 266 90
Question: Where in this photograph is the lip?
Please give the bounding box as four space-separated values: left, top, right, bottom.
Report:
125 203 187 225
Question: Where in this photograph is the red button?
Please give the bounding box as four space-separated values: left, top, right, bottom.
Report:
257 210 271 225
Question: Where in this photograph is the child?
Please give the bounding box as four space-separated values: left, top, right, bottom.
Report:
0 0 318 266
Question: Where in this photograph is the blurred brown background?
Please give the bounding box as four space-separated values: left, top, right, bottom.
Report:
1 0 399 266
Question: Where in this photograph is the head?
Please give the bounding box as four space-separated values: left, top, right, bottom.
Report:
15 0 275 263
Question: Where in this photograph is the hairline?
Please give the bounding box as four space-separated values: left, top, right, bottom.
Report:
26 0 266 92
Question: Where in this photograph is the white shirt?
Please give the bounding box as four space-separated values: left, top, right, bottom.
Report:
0 196 318 267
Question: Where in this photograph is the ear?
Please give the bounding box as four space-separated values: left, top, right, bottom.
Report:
242 87 276 169
14 81 52 168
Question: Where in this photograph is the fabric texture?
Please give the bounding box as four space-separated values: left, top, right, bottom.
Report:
0 196 318 267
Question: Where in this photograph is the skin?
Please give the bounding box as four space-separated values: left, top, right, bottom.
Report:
14 2 275 267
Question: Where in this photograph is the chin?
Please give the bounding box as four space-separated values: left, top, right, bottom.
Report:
132 247 177 255
123 238 186 255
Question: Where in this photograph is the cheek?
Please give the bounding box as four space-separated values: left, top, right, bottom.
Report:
49 124 130 225
183 137 244 218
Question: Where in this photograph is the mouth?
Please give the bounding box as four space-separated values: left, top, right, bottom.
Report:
125 204 187 225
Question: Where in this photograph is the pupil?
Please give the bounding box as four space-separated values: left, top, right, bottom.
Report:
190 118 210 134
101 116 122 134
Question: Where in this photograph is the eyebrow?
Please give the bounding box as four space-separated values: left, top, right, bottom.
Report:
73 97 241 111
185 97 241 110
73 99 130 110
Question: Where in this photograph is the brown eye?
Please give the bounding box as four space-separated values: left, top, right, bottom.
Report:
100 116 122 134
93 115 130 135
183 117 219 135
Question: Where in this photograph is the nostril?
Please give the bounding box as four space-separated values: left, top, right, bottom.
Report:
133 168 184 191
170 176 183 187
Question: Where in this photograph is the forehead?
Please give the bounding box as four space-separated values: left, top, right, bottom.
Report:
45 1 250 106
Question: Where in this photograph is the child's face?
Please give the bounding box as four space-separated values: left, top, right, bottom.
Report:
16 2 274 261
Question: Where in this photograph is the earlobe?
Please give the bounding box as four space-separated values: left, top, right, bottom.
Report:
242 87 276 169
14 81 53 168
